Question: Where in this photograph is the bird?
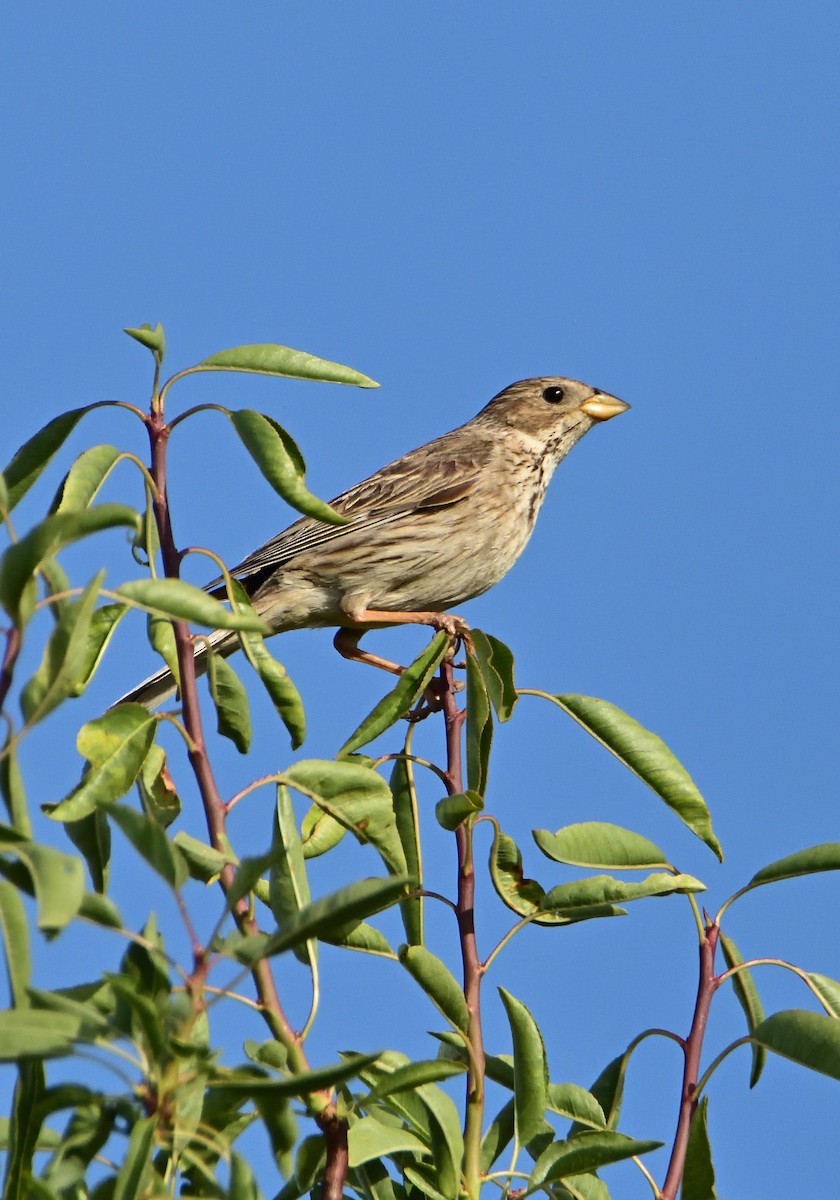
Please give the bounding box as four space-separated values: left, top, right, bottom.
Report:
119 377 629 708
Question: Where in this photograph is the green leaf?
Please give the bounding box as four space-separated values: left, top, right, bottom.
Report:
104 803 188 891
300 803 346 858
78 891 123 928
339 632 450 756
137 744 181 829
116 577 266 631
3 1061 46 1198
172 831 233 883
398 945 469 1033
282 759 408 877
124 322 165 358
0 470 8 515
719 933 766 1087
541 872 705 912
64 808 111 893
489 830 621 926
480 1099 515 1172
50 444 123 513
321 920 394 956
211 1052 381 1099
229 409 347 526
20 571 105 725
0 505 140 620
3 408 94 511
471 630 517 721
390 754 423 946
466 650 492 796
348 1116 429 1167
112 1116 155 1200
681 1095 717 1200
416 1082 463 1200
537 693 722 860
47 705 157 821
534 822 670 870
255 876 408 960
270 785 315 966
752 1009 840 1080
76 602 128 690
0 1009 104 1060
554 1174 611 1200
365 1059 466 1099
571 1053 628 1135
0 825 85 930
1 729 31 836
147 609 181 688
198 342 378 388
548 1084 607 1129
435 790 483 831
0 881 30 1005
228 579 305 748
806 974 840 1018
745 843 840 890
499 988 549 1146
207 649 252 753
528 1132 663 1190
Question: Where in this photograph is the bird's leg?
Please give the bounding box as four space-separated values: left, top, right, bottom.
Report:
333 628 404 676
334 609 472 681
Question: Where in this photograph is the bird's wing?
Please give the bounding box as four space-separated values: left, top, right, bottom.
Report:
205 436 491 591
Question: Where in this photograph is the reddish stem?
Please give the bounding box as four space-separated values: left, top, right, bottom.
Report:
0 625 22 713
145 406 347 1194
440 660 485 1198
660 922 720 1199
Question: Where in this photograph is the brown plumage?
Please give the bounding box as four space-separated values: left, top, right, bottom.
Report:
120 376 628 707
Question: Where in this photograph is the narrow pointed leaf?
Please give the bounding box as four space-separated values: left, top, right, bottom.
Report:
76 602 128 690
259 876 408 959
112 1116 155 1200
390 753 423 946
528 1132 663 1189
198 342 378 388
50 444 122 513
490 829 583 926
0 1010 104 1059
719 933 766 1087
147 610 181 686
480 1099 515 1172
471 630 517 721
3 1061 46 1199
752 1009 840 1080
745 843 840 890
499 988 549 1146
416 1082 463 1200
806 974 840 1018
466 650 492 795
0 505 140 620
0 734 30 836
228 579 305 747
3 408 94 511
542 872 705 913
270 784 315 966
172 831 233 883
321 920 394 956
229 409 347 525
537 693 721 860
398 945 469 1032
0 881 30 1005
103 803 188 891
339 632 450 756
207 650 252 753
20 571 105 724
300 804 346 858
116 577 266 631
366 1059 466 1099
47 705 157 821
534 822 670 870
137 744 180 829
681 1095 717 1200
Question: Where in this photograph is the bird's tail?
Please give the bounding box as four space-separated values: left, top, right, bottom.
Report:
114 627 239 709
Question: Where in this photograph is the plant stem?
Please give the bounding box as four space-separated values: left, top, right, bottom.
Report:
145 404 348 1198
660 921 720 1199
440 659 485 1200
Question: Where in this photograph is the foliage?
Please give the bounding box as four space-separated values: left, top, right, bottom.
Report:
1 326 838 1200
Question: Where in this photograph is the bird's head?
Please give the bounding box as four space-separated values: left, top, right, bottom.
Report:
477 377 629 452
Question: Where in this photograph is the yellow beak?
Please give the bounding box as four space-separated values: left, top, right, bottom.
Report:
580 393 631 422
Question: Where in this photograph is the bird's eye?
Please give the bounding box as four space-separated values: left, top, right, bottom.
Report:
542 385 565 403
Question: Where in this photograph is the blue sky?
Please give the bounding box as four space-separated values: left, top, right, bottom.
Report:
3 4 839 1196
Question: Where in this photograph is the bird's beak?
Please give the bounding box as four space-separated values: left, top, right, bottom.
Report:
580 393 630 422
